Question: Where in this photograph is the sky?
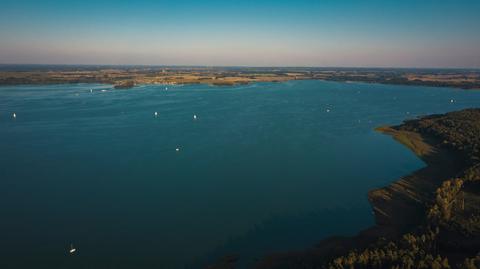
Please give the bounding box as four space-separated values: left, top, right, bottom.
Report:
0 0 479 67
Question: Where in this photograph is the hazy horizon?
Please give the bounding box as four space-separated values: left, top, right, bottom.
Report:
1 0 479 68
1 63 480 70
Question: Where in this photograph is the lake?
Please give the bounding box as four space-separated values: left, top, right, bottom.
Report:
1 80 479 268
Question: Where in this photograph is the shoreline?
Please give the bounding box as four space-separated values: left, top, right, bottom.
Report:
368 126 465 232
250 122 469 269
1 67 479 90
1 79 478 92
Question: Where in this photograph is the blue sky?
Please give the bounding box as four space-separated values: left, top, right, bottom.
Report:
0 0 479 67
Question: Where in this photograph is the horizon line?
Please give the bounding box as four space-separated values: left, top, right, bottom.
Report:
0 63 479 70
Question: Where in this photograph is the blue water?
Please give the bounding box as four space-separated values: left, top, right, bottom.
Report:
0 80 479 268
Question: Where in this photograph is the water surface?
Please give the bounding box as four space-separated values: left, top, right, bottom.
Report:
1 80 479 268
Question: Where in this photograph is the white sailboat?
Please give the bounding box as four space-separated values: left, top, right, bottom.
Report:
69 244 76 254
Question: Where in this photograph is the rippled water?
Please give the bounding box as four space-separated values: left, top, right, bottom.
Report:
1 80 479 268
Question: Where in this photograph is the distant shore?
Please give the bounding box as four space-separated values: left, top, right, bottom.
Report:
1 66 479 90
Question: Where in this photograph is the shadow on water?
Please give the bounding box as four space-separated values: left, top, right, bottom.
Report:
189 206 373 269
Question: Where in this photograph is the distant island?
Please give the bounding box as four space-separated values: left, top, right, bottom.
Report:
239 109 479 269
113 80 136 89
0 65 479 90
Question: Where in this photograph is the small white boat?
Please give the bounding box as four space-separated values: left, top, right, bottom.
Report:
12 113 16 119
326 109 330 113
154 112 158 117
176 148 180 152
450 99 455 103
69 244 76 254
193 114 197 120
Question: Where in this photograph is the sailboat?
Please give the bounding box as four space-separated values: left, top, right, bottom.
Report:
69 244 76 254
